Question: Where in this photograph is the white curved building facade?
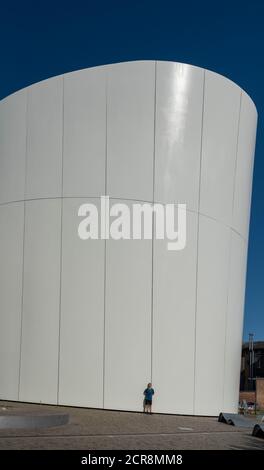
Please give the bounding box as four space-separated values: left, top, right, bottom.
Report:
0 61 257 416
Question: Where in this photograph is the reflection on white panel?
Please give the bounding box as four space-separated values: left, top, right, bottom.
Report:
26 77 63 199
104 200 152 411
232 93 257 239
194 215 230 415
223 232 247 411
107 61 155 201
19 200 61 404
0 203 24 400
152 210 198 414
63 68 106 197
155 62 203 210
0 91 27 204
59 198 104 407
200 71 241 226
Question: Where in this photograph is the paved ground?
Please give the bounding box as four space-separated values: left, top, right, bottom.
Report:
0 401 263 450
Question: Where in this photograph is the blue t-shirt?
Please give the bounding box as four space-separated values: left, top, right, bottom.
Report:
144 388 154 401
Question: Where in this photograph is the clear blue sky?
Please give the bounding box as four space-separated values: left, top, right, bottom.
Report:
0 0 263 341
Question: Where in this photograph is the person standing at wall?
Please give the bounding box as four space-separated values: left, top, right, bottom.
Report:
143 383 155 414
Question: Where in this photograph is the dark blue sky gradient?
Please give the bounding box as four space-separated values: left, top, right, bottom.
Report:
0 0 263 340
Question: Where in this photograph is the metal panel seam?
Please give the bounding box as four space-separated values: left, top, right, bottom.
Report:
18 88 29 400
193 69 206 415
57 75 65 405
103 67 108 408
150 61 157 383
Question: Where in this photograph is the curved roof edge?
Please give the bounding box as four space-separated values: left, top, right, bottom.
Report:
0 60 258 115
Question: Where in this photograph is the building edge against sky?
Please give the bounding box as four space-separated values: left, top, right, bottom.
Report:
0 61 257 416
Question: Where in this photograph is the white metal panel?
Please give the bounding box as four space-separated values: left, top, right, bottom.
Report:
59 198 104 407
155 62 204 210
152 210 198 414
107 61 155 201
223 232 247 412
19 199 61 403
232 93 257 239
104 200 152 411
63 68 106 197
0 203 24 400
194 215 230 416
0 91 27 204
200 71 241 226
26 77 63 199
